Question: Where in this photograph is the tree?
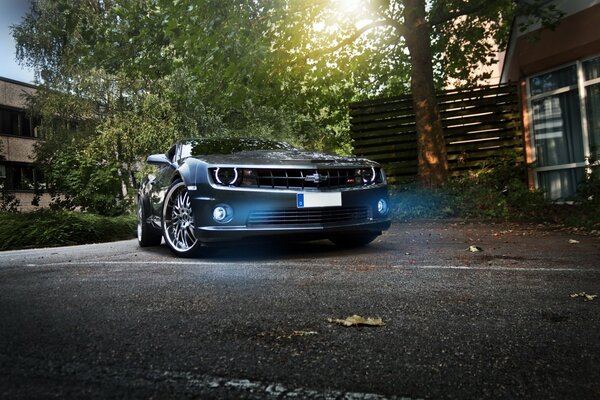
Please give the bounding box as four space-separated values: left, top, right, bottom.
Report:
12 0 564 212
13 0 322 213
274 0 563 186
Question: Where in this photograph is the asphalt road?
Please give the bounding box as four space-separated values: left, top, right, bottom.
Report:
1 221 599 399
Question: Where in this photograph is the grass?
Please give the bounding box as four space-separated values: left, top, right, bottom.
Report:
0 210 136 251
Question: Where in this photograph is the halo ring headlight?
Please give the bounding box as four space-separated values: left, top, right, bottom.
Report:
215 167 239 186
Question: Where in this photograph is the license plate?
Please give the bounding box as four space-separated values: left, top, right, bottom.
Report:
297 192 342 208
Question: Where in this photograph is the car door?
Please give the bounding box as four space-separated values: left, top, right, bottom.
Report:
149 144 178 217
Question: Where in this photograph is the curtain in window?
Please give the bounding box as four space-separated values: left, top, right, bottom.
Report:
532 91 584 167
530 65 585 200
539 168 585 200
586 84 600 160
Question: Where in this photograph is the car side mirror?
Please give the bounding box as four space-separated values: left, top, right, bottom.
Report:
147 154 173 167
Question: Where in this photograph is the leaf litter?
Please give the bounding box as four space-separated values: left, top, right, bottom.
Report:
570 292 597 301
328 315 385 327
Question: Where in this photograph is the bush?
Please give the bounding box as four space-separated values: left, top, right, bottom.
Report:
388 158 600 231
389 156 552 222
0 210 136 251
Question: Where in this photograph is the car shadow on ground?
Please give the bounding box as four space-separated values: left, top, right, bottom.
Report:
138 237 391 262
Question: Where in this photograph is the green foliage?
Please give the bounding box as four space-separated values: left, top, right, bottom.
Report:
0 189 21 213
388 156 600 231
12 0 565 212
389 184 456 219
390 156 548 221
564 164 600 230
0 211 136 251
447 156 546 220
42 144 130 216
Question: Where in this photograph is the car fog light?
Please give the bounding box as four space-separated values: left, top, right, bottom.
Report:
213 204 233 223
377 199 388 215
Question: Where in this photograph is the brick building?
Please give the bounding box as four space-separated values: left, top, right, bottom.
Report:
501 0 600 200
0 76 50 210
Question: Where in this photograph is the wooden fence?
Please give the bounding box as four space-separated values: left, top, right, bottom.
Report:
349 83 523 181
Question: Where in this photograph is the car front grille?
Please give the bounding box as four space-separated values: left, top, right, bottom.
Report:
210 167 383 190
247 206 370 226
247 169 356 189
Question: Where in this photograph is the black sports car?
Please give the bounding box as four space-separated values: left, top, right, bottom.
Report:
137 138 391 257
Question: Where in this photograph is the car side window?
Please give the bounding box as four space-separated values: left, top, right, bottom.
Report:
180 143 192 160
166 145 177 163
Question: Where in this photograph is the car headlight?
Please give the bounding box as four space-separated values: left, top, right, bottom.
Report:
355 167 376 185
214 167 240 186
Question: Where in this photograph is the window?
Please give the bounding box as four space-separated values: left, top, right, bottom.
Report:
0 106 37 137
528 55 600 200
583 57 600 160
0 163 45 191
0 108 20 135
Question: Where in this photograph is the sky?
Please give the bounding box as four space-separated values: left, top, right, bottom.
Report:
0 0 34 83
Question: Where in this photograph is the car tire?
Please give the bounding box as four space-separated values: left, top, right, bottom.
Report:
137 197 162 247
162 180 202 257
329 232 379 248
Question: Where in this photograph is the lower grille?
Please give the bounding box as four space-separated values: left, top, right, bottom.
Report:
247 206 369 226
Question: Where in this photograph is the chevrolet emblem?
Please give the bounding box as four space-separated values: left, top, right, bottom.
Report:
305 173 328 183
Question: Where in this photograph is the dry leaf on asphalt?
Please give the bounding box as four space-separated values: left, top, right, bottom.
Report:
328 315 385 327
568 239 580 244
570 292 597 301
468 245 483 252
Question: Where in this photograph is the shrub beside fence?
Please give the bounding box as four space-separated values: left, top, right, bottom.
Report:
349 84 523 182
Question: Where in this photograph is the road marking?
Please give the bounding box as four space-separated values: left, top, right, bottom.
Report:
0 352 415 400
12 260 599 273
159 370 416 400
396 265 598 272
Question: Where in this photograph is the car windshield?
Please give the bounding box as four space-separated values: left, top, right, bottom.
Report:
180 138 296 158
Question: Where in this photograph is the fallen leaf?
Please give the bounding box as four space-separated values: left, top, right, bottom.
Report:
468 245 483 252
568 239 580 244
328 315 385 327
570 292 597 301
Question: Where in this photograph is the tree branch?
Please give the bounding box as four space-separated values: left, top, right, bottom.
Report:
308 18 404 58
429 1 489 26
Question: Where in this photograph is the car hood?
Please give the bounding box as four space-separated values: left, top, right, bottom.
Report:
190 150 379 168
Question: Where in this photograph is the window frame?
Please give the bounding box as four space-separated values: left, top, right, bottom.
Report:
526 54 600 197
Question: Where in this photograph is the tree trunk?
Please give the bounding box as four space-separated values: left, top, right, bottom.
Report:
403 0 448 187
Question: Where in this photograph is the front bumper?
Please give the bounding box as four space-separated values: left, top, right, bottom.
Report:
188 184 391 244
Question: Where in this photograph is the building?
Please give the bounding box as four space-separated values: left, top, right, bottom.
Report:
0 76 50 211
501 0 600 200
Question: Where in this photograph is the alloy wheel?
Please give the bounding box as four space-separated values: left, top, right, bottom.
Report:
164 183 198 252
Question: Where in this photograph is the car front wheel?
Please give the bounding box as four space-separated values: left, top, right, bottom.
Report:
162 180 202 257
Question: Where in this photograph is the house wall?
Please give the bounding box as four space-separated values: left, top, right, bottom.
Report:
0 77 51 211
500 2 600 199
0 78 35 109
502 3 600 82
